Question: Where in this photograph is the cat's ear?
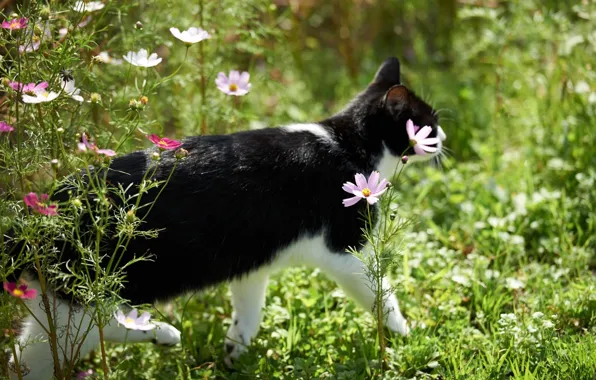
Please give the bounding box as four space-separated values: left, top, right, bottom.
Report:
372 57 401 86
383 85 410 114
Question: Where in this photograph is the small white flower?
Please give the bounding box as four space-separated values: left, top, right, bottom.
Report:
506 277 525 290
527 324 538 333
170 27 211 45
73 1 105 12
500 313 516 322
94 51 123 65
22 89 59 104
61 79 84 102
542 320 555 328
532 312 544 319
115 309 155 331
123 48 162 68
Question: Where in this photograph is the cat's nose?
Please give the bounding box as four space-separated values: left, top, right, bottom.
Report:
437 126 447 141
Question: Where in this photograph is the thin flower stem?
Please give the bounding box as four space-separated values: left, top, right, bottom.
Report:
8 328 24 380
96 312 110 380
199 0 207 135
33 251 64 379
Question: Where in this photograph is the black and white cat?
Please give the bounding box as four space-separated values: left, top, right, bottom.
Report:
7 56 446 379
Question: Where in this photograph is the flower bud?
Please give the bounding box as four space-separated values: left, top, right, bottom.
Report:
90 93 101 103
39 7 51 20
139 96 148 105
401 155 408 164
71 198 82 208
1 77 10 87
135 21 143 30
129 99 143 110
151 152 160 161
56 127 65 133
126 209 136 223
50 159 59 167
175 148 188 160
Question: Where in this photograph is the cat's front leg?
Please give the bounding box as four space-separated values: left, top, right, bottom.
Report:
224 270 269 367
319 252 409 336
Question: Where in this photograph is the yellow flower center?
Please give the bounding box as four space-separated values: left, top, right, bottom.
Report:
36 202 45 208
158 140 168 146
10 21 19 28
13 289 24 297
125 318 135 324
229 83 238 92
362 188 371 197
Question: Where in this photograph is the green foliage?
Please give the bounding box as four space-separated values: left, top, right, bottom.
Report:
1 0 596 378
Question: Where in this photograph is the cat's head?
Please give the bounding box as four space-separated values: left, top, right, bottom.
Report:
363 57 447 163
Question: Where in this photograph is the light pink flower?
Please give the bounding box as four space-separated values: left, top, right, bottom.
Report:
2 18 28 30
9 81 48 94
215 70 251 96
115 309 155 331
23 192 58 216
78 133 116 157
342 171 389 207
147 134 182 150
19 37 41 53
0 121 14 133
406 119 440 156
3 282 37 299
76 369 94 380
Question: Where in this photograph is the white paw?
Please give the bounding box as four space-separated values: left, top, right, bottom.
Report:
223 324 249 367
387 315 410 336
152 322 181 346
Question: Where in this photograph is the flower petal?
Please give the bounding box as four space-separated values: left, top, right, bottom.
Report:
366 196 379 205
420 145 438 153
419 137 440 145
413 144 426 156
415 126 432 140
342 196 361 207
354 173 367 190
406 119 415 139
367 171 380 188
342 181 357 194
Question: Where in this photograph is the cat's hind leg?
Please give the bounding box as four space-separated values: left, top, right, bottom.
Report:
8 281 180 380
8 282 100 380
224 269 269 367
318 252 409 336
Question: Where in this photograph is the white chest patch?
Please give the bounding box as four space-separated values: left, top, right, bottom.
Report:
283 123 335 144
376 145 404 181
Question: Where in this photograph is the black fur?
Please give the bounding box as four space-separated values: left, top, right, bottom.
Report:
7 57 439 305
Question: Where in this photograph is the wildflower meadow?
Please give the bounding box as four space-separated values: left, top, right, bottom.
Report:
1 0 596 379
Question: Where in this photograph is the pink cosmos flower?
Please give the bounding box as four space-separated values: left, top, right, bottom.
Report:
342 171 389 207
3 282 37 299
76 369 94 379
147 134 182 150
9 81 48 94
215 70 251 96
406 119 440 156
0 121 14 133
23 192 58 216
2 18 28 30
19 38 40 53
78 133 116 157
115 309 155 331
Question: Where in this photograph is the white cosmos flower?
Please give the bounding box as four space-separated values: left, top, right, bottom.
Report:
123 48 162 68
61 79 84 102
169 27 211 45
72 1 105 12
94 51 123 65
22 89 60 104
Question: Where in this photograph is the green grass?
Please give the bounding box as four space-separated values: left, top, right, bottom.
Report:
2 0 596 378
